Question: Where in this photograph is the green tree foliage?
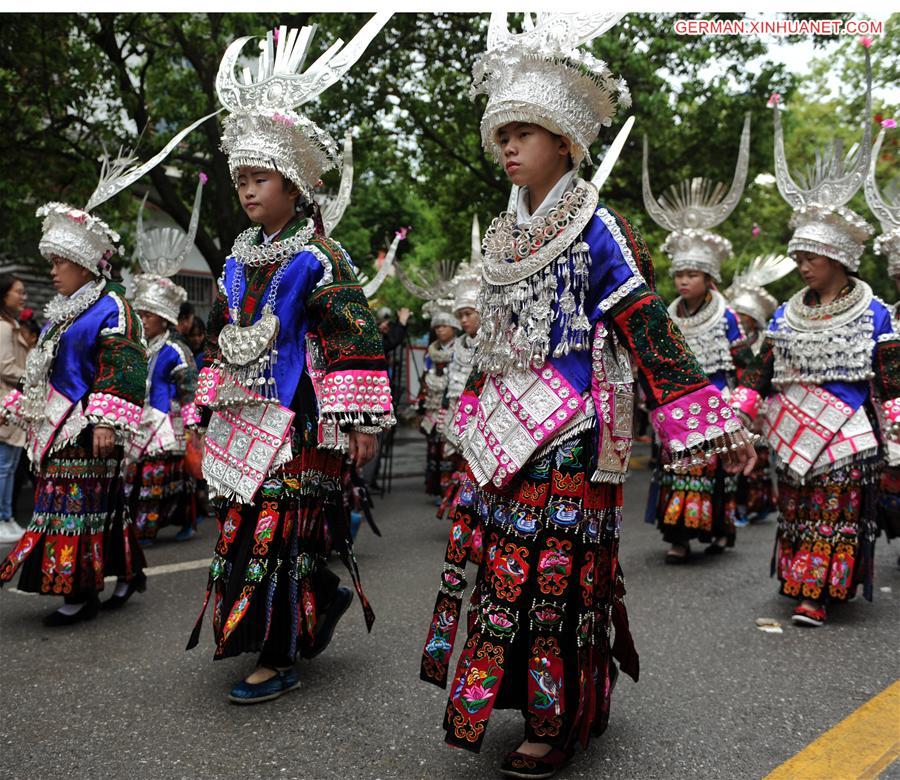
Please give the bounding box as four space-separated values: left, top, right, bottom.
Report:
0 12 895 327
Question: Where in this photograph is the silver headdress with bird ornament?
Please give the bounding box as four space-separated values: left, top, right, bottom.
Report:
865 124 900 279
215 15 391 201
36 111 217 280
772 45 874 272
642 113 751 283
131 173 206 325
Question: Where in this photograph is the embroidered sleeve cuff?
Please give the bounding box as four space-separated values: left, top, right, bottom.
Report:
85 392 142 434
881 398 900 439
194 366 222 408
451 390 479 442
317 369 395 427
730 386 762 420
1 389 24 427
651 385 749 460
182 401 202 429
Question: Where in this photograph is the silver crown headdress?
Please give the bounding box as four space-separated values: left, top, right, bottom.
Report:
473 13 631 167
36 112 216 278
452 216 484 313
773 48 874 272
643 114 751 283
865 126 900 278
216 15 390 200
724 253 795 329
131 173 205 324
396 255 459 330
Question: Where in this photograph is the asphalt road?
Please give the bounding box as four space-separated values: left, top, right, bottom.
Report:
1 440 898 780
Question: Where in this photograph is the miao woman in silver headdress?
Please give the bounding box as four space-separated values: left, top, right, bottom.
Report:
643 117 756 562
185 17 396 703
123 177 205 545
732 50 899 628
419 14 757 776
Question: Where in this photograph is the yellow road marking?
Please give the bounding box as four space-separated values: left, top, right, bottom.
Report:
766 680 900 780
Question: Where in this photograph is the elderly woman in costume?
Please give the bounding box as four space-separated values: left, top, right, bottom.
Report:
732 54 899 627
419 14 756 777
643 117 756 562
124 178 204 545
186 17 395 704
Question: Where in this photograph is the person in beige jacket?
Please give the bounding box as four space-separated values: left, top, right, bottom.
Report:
0 273 29 543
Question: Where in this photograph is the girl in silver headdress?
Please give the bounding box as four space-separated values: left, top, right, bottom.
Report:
419 14 757 776
185 18 395 703
726 254 795 524
643 117 756 561
732 54 899 627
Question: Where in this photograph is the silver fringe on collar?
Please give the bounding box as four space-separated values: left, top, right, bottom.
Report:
770 280 875 386
476 179 600 376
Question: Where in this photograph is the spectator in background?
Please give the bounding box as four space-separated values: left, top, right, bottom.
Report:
0 274 30 543
177 300 195 338
187 317 207 373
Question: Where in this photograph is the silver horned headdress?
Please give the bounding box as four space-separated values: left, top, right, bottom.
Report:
473 13 631 167
773 47 874 272
865 125 900 279
724 253 795 329
452 216 484 313
131 173 205 324
396 254 459 330
36 112 216 278
643 114 751 283
320 131 354 236
216 15 391 200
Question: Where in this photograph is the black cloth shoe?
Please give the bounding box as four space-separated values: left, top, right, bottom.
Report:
101 572 147 611
301 586 353 659
43 597 100 627
499 748 573 779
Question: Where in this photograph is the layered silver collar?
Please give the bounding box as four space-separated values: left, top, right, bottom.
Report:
43 279 105 326
230 222 315 267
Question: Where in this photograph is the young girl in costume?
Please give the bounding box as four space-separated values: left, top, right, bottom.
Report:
732 54 899 627
187 17 395 703
643 118 755 561
420 14 756 776
418 298 460 498
124 176 205 545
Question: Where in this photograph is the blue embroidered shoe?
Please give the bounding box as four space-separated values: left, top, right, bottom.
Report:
228 668 300 704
